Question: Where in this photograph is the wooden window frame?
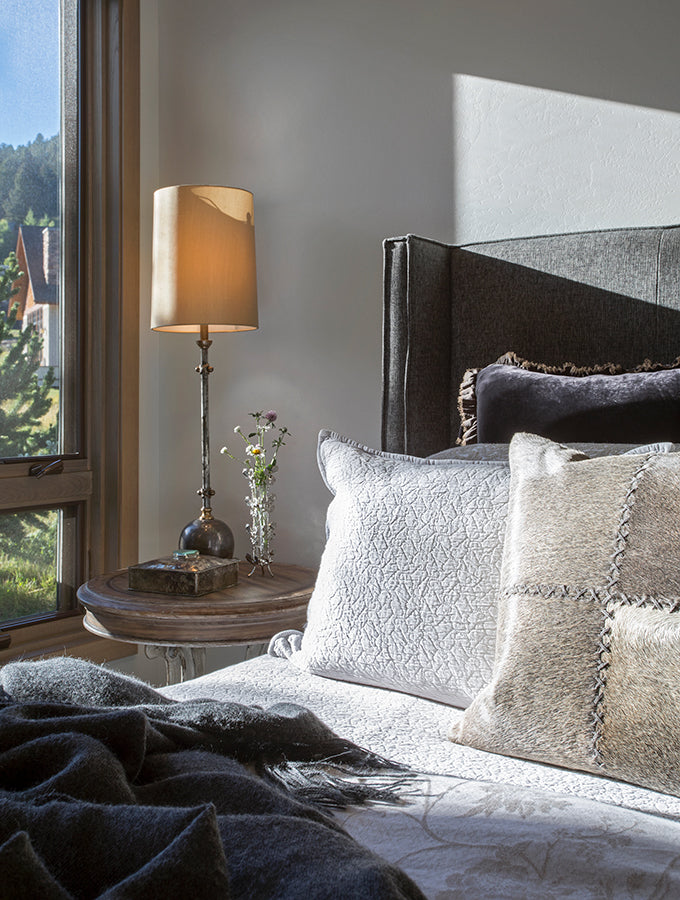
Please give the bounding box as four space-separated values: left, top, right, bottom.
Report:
0 0 140 665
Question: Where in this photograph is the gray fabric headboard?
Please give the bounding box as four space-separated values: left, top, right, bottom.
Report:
382 226 680 457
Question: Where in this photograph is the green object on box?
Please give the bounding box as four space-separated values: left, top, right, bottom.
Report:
128 553 239 596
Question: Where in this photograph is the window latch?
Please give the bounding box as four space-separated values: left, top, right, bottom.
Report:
29 459 65 479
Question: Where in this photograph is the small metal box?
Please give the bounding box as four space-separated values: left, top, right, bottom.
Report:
128 551 239 596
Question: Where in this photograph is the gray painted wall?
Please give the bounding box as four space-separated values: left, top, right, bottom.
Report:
130 0 680 680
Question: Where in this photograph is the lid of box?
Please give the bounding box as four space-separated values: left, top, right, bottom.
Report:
130 552 238 574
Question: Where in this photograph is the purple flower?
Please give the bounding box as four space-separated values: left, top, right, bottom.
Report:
264 410 277 422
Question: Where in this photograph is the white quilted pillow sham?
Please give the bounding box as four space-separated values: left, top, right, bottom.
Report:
290 431 510 707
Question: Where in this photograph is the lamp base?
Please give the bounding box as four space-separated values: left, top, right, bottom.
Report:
179 516 235 559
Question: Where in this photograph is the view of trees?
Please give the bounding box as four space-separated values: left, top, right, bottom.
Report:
0 133 59 458
0 3 64 623
0 135 60 618
0 506 58 621
0 251 57 457
0 133 59 260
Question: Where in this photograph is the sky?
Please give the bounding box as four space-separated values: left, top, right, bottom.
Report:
0 0 60 147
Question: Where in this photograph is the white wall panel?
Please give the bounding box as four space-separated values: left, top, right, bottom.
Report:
454 75 680 242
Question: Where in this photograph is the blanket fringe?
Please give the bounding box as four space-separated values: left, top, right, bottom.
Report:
266 759 419 809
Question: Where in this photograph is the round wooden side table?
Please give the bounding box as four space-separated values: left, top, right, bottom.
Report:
78 561 315 684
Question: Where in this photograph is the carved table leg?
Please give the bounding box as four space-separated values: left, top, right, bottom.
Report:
144 645 206 685
186 647 206 680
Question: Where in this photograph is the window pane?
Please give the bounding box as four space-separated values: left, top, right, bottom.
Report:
0 0 70 459
0 508 59 623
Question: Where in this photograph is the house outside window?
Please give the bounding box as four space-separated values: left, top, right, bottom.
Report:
0 0 139 662
14 225 60 380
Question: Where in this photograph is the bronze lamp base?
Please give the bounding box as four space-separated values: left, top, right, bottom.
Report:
179 514 234 559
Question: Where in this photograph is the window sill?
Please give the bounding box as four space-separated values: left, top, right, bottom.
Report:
0 614 131 666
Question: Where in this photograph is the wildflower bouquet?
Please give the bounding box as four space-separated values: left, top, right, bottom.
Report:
221 410 289 575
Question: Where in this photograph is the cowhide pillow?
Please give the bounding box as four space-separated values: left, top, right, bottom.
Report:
451 432 680 797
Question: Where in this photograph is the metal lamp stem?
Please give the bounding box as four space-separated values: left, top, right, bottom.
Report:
177 324 235 558
197 324 214 519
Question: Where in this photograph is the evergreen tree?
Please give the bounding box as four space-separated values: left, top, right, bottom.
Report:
0 134 59 223
0 149 21 218
0 252 56 457
0 219 13 264
6 153 47 222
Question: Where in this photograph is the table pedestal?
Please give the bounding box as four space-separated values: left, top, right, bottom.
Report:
144 645 207 683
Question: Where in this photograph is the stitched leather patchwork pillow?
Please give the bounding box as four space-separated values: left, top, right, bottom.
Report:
457 352 680 445
451 432 680 796
291 431 510 707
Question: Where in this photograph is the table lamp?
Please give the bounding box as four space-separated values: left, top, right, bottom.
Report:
150 185 258 557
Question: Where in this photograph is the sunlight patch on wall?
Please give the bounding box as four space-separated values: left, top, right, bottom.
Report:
453 75 680 243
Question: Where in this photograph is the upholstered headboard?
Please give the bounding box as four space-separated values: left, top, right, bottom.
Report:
382 226 680 457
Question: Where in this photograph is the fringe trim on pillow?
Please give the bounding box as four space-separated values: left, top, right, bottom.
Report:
456 367 480 444
495 350 680 376
495 351 624 377
633 355 680 372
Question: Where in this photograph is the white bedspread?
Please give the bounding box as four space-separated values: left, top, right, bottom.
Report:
164 656 680 898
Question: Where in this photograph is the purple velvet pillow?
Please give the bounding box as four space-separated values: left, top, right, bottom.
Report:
458 353 680 445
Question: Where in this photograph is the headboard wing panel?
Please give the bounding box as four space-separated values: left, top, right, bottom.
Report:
382 236 452 457
382 226 680 457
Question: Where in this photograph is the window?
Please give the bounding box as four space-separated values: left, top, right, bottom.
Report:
0 0 139 663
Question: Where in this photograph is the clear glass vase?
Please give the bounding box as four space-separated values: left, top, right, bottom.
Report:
245 478 275 576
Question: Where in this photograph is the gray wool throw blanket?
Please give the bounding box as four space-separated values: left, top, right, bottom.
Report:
0 657 425 900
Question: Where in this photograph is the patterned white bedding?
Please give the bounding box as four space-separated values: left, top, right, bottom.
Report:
164 655 680 898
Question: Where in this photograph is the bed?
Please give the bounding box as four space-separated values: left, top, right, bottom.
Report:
169 225 680 897
4 225 680 898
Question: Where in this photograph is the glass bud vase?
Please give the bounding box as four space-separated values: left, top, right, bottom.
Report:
245 478 275 576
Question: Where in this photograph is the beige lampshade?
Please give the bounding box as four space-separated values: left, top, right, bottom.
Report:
151 185 258 333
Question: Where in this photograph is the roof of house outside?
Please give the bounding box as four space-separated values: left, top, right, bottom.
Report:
16 225 58 306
